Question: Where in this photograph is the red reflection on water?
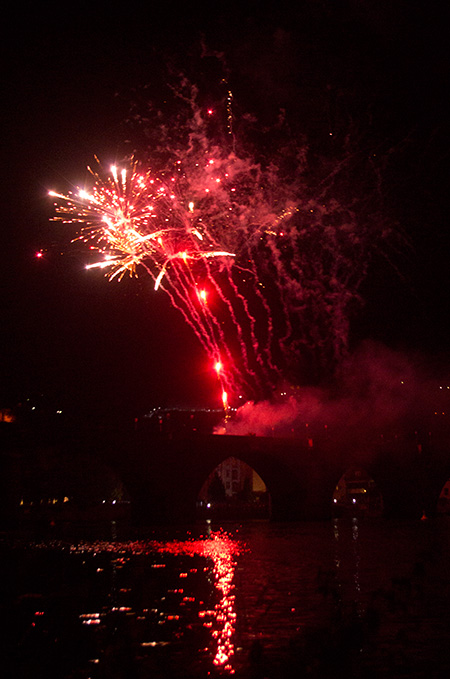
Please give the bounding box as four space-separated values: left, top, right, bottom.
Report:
202 533 238 672
157 531 239 672
66 530 242 674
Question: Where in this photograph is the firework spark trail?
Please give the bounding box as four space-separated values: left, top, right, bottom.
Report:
192 270 258 398
160 259 240 397
261 233 296 356
224 265 276 382
268 234 329 361
239 257 281 377
176 262 233 368
163 266 228 362
48 77 393 402
206 268 261 388
157 280 213 356
170 262 228 360
261 201 355 368
194 266 252 388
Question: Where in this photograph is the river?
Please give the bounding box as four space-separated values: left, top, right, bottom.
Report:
2 517 450 678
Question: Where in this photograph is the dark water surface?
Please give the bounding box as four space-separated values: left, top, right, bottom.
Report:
2 518 450 678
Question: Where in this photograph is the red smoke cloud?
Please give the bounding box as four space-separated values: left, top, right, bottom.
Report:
217 341 447 451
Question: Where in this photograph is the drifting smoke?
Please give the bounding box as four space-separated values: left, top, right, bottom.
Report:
219 341 449 451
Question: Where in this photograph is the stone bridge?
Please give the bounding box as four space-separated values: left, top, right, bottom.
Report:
100 428 450 525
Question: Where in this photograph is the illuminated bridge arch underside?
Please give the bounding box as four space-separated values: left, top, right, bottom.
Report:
102 433 450 524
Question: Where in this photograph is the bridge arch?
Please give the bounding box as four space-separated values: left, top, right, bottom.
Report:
331 466 384 518
111 433 325 524
196 456 271 520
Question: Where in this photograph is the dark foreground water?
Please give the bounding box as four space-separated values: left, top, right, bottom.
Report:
2 517 450 678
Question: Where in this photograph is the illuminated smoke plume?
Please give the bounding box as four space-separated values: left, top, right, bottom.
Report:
219 342 446 451
50 76 393 403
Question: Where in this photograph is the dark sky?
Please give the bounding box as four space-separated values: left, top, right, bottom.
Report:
2 2 450 420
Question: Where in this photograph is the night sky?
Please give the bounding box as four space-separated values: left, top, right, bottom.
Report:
2 2 450 422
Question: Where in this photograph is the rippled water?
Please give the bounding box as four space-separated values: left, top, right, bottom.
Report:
2 517 450 678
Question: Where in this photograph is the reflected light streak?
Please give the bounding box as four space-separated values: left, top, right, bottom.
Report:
202 533 238 672
62 530 241 674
